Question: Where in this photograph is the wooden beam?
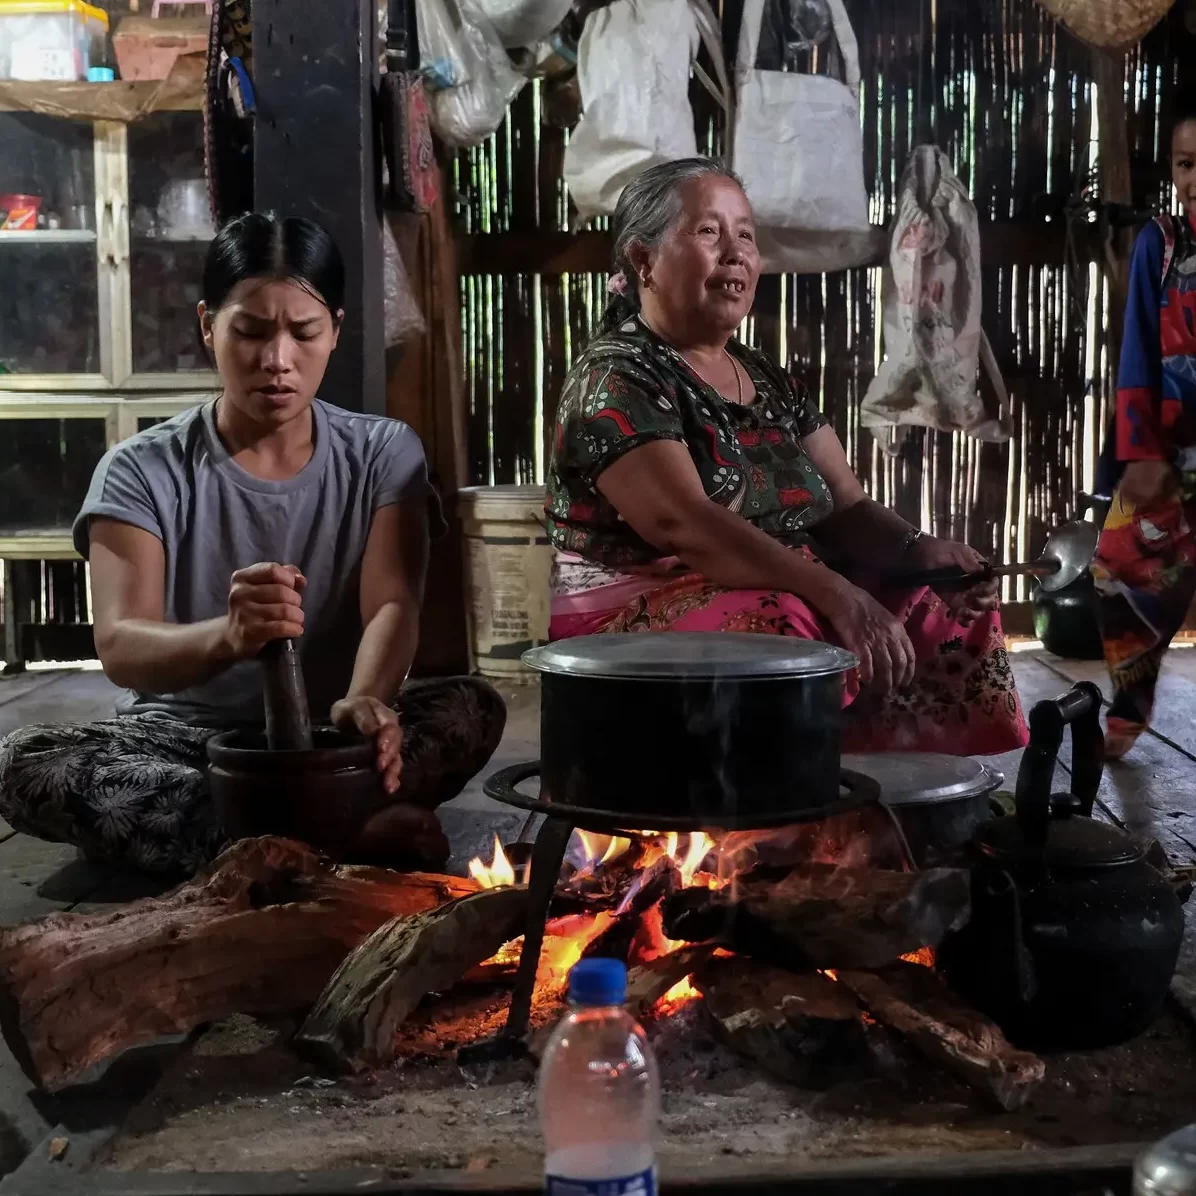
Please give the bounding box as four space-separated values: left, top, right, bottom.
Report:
456 223 1102 277
252 0 385 414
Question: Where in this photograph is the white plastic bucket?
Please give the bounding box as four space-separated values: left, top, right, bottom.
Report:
458 485 551 680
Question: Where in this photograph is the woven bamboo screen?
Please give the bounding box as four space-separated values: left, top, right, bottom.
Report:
453 0 1192 600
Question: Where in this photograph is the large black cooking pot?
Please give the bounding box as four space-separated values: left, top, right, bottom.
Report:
522 633 858 826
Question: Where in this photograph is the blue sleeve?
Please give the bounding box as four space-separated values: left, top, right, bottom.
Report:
372 422 446 536
1115 222 1167 461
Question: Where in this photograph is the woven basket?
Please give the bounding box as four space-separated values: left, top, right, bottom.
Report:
1035 0 1175 49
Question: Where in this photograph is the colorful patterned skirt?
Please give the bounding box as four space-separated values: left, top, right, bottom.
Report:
550 570 1027 757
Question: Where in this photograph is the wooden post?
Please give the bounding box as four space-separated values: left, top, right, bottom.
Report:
251 0 385 414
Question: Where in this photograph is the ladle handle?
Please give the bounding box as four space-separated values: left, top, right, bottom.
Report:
881 563 997 590
260 638 313 751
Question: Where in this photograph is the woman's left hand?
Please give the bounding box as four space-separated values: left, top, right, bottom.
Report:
903 535 999 624
331 696 403 794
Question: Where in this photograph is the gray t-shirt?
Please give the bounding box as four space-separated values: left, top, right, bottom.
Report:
74 399 440 726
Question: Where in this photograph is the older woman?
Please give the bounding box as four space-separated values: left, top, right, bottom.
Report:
546 159 1026 755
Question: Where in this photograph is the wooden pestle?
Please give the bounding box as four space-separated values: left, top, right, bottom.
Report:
260 638 314 751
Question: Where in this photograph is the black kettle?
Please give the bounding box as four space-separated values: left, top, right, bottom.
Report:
940 682 1184 1050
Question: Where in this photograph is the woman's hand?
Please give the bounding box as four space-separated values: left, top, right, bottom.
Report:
904 535 998 625
331 695 403 794
223 562 306 658
820 578 917 692
1119 461 1176 507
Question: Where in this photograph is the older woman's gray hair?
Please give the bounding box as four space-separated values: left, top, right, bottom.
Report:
599 158 744 335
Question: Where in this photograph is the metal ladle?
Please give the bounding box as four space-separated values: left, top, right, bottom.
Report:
887 520 1100 593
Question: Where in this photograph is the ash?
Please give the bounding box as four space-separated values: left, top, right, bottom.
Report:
100 990 1196 1179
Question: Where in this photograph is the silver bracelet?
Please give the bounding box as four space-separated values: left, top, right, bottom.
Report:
900 527 925 557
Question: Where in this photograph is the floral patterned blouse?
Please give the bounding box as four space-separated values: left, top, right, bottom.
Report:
545 318 833 569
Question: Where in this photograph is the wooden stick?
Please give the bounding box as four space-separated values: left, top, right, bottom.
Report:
837 963 1045 1112
296 886 529 1073
0 837 474 1091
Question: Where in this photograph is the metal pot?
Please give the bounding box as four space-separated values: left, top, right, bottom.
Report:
843 752 1004 868
1032 572 1105 661
521 632 859 827
939 683 1185 1050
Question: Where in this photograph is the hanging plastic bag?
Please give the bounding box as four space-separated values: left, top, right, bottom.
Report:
732 0 869 239
416 0 473 90
420 0 525 146
861 146 1011 453
383 220 426 347
563 0 729 222
473 0 573 48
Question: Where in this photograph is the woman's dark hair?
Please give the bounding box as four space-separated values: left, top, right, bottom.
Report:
598 158 744 335
202 211 346 317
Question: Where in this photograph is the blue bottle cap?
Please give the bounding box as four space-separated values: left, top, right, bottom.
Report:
87 67 116 82
569 958 627 1007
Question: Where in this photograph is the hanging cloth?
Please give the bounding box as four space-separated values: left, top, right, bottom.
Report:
861 145 1012 454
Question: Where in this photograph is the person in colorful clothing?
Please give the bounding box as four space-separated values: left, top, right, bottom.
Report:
1092 92 1196 759
545 159 1027 756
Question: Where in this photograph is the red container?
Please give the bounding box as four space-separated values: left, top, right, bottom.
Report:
0 194 41 230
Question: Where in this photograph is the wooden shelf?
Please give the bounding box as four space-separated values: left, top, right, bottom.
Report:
0 229 96 244
0 61 204 121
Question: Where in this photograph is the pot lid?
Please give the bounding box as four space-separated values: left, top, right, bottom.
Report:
973 809 1143 869
844 753 1000 806
523 632 858 680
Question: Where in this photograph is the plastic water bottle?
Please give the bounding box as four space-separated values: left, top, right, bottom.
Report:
1136 1126 1196 1196
540 958 660 1196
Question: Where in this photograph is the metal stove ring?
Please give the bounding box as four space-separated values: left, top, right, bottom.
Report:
482 761 883 836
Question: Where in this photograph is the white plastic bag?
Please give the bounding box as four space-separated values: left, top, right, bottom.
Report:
732 0 869 236
861 146 1011 452
417 0 473 90
563 0 728 222
421 0 525 146
473 0 573 48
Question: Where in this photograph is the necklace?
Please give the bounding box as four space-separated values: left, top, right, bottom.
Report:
724 349 745 404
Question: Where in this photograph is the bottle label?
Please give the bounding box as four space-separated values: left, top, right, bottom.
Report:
545 1169 656 1196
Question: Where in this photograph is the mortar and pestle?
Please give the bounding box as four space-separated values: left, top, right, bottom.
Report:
206 639 386 858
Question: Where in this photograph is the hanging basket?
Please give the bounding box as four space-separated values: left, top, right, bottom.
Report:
1035 0 1175 49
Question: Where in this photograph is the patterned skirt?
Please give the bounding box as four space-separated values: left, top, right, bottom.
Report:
550 572 1027 757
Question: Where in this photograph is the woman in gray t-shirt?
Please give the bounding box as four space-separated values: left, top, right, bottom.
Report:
0 213 505 876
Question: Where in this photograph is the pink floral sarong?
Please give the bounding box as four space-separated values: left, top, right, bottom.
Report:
550 569 1027 757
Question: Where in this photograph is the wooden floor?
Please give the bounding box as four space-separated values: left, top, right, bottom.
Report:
0 652 1194 1179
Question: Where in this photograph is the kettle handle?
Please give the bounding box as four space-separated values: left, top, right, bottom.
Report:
1014 681 1105 847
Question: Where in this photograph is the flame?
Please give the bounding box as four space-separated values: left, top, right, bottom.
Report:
468 836 516 889
654 974 700 1015
678 832 714 888
900 946 935 968
575 830 632 873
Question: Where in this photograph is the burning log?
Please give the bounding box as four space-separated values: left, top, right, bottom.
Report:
626 946 714 1014
694 957 874 1089
837 963 1045 1111
296 886 530 1073
581 857 681 966
661 865 970 971
0 837 476 1092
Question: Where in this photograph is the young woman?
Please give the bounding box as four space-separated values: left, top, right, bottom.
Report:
546 158 1027 756
1092 91 1196 759
0 212 505 875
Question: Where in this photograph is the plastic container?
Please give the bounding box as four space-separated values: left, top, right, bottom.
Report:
0 0 109 81
112 14 209 82
540 959 660 1196
458 484 551 680
0 194 42 230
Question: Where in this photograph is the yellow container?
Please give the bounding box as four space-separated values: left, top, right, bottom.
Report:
0 0 110 82
459 485 552 681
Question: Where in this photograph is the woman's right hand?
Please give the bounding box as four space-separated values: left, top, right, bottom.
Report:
819 578 916 692
1119 461 1177 507
222 562 306 659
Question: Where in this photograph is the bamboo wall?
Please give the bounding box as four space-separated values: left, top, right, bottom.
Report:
453 0 1194 602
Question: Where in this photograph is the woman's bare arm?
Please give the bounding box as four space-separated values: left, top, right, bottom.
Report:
800 424 916 569
89 517 305 693
596 440 847 606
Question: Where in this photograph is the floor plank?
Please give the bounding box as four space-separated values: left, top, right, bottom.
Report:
0 672 120 741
